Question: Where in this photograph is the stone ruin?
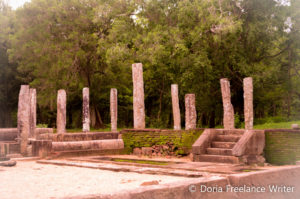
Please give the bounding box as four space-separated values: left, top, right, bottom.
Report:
0 62 259 165
220 78 235 129
82 87 90 132
56 89 66 134
132 63 146 129
110 88 118 132
171 84 181 130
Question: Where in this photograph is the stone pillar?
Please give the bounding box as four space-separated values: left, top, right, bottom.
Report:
132 63 145 129
29 88 37 138
110 88 118 132
243 77 253 130
57 89 66 134
185 94 197 130
220 78 235 129
17 85 30 155
171 84 181 130
82 87 90 132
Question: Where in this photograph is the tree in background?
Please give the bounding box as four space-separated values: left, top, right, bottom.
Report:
0 0 20 127
1 0 300 128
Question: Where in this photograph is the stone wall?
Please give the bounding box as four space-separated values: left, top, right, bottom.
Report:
38 132 119 142
121 129 204 155
264 129 300 165
0 128 18 141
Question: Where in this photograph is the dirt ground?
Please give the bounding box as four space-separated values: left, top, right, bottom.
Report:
0 161 193 199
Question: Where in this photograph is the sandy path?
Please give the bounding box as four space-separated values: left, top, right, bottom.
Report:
0 161 192 199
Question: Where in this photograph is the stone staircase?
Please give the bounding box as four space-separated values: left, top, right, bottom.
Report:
192 129 265 164
193 130 243 164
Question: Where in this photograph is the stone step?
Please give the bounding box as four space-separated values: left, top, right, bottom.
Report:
214 135 241 142
206 148 233 156
193 154 240 164
211 141 236 149
222 130 244 136
6 153 23 158
38 132 119 142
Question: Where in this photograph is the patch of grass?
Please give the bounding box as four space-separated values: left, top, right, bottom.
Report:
36 124 48 128
65 128 124 133
112 158 169 165
254 120 300 129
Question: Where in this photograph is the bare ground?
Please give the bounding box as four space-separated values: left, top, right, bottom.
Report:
0 161 193 199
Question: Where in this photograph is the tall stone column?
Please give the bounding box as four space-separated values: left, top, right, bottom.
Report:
132 63 145 129
185 94 197 130
82 87 90 132
243 77 253 130
29 88 37 138
220 78 235 129
57 89 66 134
110 88 118 132
171 84 181 130
17 85 30 155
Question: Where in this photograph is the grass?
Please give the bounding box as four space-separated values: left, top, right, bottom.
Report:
254 120 300 129
112 158 170 165
45 120 300 133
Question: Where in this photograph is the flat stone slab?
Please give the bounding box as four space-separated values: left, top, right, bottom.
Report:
37 159 206 178
0 157 10 161
0 160 16 167
0 161 193 199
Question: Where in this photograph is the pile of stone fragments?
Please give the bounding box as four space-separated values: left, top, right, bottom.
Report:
133 142 179 157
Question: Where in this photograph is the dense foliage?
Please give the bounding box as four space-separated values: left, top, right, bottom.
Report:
0 0 299 129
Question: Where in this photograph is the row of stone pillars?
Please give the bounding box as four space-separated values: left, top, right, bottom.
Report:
56 87 118 133
220 77 253 130
17 64 254 152
132 63 197 130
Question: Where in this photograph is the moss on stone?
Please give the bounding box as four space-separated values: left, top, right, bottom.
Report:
264 130 300 165
122 129 203 155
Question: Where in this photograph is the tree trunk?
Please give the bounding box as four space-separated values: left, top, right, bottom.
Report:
90 104 104 129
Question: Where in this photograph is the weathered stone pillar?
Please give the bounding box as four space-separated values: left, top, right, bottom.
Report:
132 63 145 129
243 77 253 130
220 78 235 129
171 84 181 130
82 87 90 132
185 94 197 130
57 89 66 134
17 85 30 155
29 88 36 138
110 88 118 132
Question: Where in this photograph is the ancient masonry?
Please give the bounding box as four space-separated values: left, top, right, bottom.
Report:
110 88 118 132
220 78 235 129
171 84 181 130
185 94 197 130
132 63 145 129
243 77 253 130
57 89 66 134
29 88 37 138
17 85 31 155
82 87 90 132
